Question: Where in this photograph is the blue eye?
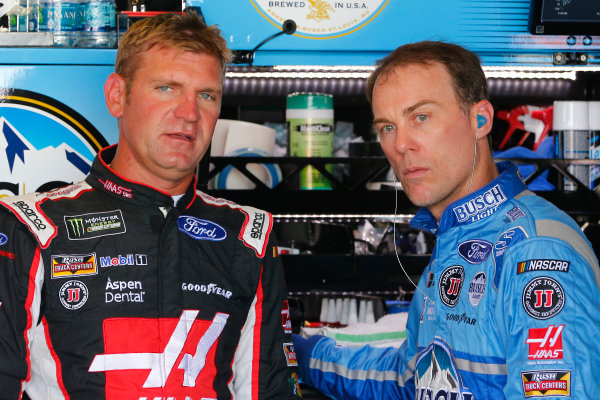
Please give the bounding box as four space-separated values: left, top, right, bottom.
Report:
158 86 171 92
376 124 395 138
200 93 212 100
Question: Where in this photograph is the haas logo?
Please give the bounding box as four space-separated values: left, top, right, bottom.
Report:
89 310 229 398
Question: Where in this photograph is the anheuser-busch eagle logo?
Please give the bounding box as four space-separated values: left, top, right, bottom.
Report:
89 310 229 399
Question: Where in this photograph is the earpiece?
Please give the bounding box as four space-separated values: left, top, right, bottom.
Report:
477 114 487 129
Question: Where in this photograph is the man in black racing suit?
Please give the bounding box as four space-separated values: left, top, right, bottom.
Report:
0 12 301 400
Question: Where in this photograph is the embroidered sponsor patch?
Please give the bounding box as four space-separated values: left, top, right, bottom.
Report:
64 210 126 240
458 239 493 264
51 253 98 279
517 259 570 274
0 249 15 260
452 184 507 223
59 280 89 310
426 271 435 288
526 325 564 361
289 372 302 397
494 227 529 285
181 282 233 299
105 278 145 304
100 254 147 268
468 272 487 306
283 342 298 367
177 216 227 241
281 300 292 334
12 200 47 231
439 266 465 307
504 205 526 222
522 277 565 320
521 370 570 397
0 233 7 246
445 312 477 326
98 178 132 198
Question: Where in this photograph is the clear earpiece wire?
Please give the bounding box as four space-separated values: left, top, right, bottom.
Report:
393 173 435 303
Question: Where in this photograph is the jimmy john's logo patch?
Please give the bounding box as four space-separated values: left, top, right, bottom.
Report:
51 253 98 279
439 266 465 308
59 280 89 310
522 277 565 320
521 370 570 397
64 210 126 240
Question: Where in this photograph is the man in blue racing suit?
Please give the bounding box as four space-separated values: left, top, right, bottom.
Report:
293 41 600 399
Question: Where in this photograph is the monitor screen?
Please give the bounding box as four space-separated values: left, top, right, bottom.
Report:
529 0 600 35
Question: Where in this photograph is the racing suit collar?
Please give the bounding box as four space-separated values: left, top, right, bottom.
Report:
86 144 198 208
410 161 527 235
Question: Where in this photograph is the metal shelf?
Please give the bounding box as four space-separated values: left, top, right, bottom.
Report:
204 156 600 218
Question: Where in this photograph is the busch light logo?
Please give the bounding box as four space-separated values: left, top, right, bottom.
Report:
457 239 492 264
0 89 107 198
415 338 474 400
0 233 7 246
177 216 226 241
252 0 389 40
452 185 507 223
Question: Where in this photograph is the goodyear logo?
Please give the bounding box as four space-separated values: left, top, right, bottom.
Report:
64 210 126 240
52 253 98 279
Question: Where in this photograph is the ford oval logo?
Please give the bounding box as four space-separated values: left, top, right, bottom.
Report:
0 233 7 246
177 216 227 241
457 239 492 264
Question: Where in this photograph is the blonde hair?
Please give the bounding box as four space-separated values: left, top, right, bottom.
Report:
115 12 231 92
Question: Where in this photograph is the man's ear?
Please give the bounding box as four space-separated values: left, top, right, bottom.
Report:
471 100 494 139
104 73 126 118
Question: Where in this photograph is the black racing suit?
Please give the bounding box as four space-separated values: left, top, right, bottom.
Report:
0 145 301 399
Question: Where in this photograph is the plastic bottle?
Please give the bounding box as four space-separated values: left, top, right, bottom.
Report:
39 0 80 46
8 0 39 32
78 0 116 48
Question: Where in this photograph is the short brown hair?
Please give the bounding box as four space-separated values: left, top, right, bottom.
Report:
366 41 488 114
115 12 231 91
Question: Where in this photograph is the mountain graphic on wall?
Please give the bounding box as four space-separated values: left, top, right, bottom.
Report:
0 116 91 194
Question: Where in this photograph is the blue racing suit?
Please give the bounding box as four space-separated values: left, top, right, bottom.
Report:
294 161 600 399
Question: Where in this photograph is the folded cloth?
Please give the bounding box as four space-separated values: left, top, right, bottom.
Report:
299 312 408 348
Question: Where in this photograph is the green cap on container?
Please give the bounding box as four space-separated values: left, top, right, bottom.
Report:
287 92 333 110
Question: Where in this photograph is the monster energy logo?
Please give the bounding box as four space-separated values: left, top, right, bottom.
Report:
67 218 85 237
64 210 126 240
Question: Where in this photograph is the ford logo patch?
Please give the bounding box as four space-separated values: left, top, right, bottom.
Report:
0 233 7 246
177 216 227 241
458 239 492 264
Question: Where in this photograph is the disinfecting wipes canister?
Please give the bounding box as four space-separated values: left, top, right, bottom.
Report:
553 101 590 191
286 92 334 190
589 101 600 191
